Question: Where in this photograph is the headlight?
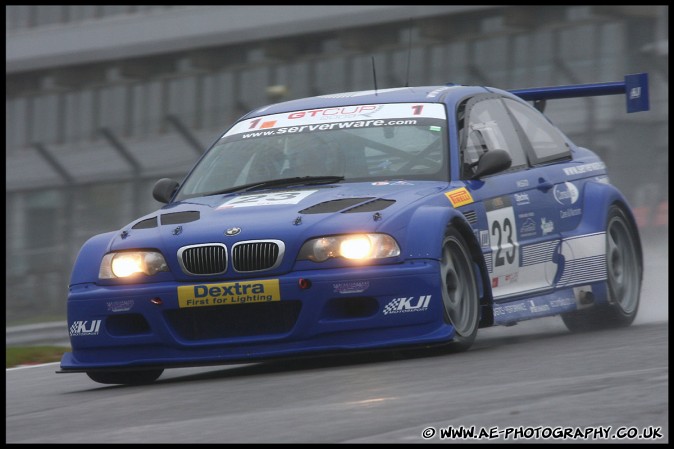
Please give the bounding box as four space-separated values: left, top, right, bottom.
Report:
298 233 400 262
99 251 169 279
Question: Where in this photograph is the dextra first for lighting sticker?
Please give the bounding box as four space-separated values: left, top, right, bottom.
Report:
445 187 474 208
178 280 281 308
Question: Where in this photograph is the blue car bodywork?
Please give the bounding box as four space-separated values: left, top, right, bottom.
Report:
59 74 648 384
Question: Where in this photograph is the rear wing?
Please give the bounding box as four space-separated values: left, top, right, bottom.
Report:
509 73 649 113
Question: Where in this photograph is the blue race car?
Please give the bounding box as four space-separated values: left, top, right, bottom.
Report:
58 74 649 385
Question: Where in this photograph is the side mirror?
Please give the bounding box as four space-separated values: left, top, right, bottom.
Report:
152 178 180 203
471 149 512 179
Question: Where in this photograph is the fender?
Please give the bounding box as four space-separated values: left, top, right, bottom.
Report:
404 203 494 327
404 204 466 260
581 178 643 266
69 231 117 286
575 181 638 234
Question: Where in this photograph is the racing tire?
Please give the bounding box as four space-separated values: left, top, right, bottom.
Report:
561 205 642 332
440 228 480 353
86 369 164 385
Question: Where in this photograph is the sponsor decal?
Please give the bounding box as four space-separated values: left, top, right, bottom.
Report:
218 190 317 209
69 320 102 337
550 296 576 309
516 179 530 188
488 197 505 209
318 88 406 99
480 230 490 248
493 302 527 317
383 295 431 315
390 180 413 185
560 207 582 219
226 102 446 136
520 217 537 236
494 293 579 323
177 280 281 308
333 281 370 294
629 86 641 100
288 105 382 120
595 175 610 184
107 300 134 312
514 192 530 205
563 161 605 176
492 272 518 289
426 87 451 98
528 299 551 313
445 187 474 208
553 182 579 205
541 217 554 235
371 181 413 186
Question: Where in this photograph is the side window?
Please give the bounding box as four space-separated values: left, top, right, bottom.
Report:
461 97 527 178
504 98 571 164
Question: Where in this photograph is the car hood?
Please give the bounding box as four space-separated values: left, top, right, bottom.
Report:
110 181 448 278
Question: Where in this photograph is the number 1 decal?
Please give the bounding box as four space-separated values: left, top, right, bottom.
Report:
411 105 424 115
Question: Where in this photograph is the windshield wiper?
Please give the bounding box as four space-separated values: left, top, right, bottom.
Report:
210 176 345 196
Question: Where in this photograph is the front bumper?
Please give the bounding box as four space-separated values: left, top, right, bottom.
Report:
60 260 455 370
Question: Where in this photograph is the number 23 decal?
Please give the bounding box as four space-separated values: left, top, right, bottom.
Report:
487 206 519 277
218 190 317 209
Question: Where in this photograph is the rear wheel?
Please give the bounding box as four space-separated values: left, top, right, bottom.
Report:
562 205 642 332
86 369 164 385
440 228 480 352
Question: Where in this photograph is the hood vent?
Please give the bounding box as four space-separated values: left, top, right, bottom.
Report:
342 198 395 213
299 198 374 214
161 211 200 225
132 216 158 229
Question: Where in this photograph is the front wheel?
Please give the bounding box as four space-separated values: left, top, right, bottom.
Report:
562 205 642 332
86 369 164 385
439 228 480 352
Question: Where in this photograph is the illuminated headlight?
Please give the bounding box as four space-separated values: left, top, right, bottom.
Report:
99 251 169 279
298 234 400 262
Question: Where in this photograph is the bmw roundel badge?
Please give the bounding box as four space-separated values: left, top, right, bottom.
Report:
225 227 241 236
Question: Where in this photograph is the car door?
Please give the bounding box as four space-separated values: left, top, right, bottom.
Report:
503 97 605 293
458 95 562 300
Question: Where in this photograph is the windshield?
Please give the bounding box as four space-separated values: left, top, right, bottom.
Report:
175 102 448 201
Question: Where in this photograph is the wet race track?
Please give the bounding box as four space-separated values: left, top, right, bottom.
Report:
6 236 668 444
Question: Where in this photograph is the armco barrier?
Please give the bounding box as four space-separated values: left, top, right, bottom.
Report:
6 321 70 347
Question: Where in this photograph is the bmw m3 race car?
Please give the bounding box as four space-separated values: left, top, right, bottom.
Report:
58 73 649 385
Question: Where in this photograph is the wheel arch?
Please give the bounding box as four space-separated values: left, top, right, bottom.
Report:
583 182 643 281
608 200 644 283
449 215 494 328
404 204 494 327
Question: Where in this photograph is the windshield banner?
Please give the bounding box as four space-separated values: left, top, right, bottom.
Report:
224 103 446 138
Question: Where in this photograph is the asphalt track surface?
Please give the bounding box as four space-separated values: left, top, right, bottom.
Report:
6 236 668 444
